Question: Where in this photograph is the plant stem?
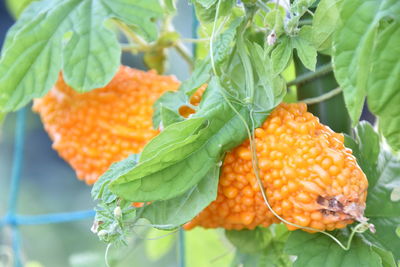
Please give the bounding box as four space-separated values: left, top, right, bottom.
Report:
287 63 333 87
301 87 343 105
256 0 271 12
120 44 148 53
299 18 313 26
174 41 194 71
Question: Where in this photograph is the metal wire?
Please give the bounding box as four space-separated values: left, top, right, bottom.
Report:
0 109 95 267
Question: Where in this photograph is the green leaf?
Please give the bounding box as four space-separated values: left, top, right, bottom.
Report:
285 231 383 267
332 0 400 127
186 228 234 267
291 0 317 14
213 18 243 63
145 228 176 261
366 21 400 151
247 42 286 110
264 8 285 35
109 117 209 201
5 0 37 18
193 0 235 23
292 26 317 71
271 36 292 76
226 228 272 255
195 0 217 9
230 225 292 267
109 73 284 202
152 58 211 128
92 154 140 203
312 0 342 53
160 106 184 128
163 0 177 14
141 166 219 229
0 0 162 112
346 122 400 261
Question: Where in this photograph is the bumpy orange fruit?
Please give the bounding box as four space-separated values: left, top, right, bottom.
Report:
33 66 180 185
184 103 368 231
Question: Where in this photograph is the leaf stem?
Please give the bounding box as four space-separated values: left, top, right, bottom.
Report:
115 21 148 48
120 44 148 53
299 18 313 26
174 41 194 71
210 0 222 76
286 63 333 87
301 87 343 105
256 0 271 12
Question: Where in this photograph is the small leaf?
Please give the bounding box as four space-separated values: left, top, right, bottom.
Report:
213 18 243 63
141 166 219 229
292 26 317 71
271 36 293 76
264 8 285 35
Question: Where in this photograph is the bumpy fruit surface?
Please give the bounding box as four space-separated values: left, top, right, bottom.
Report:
33 66 179 185
184 103 368 231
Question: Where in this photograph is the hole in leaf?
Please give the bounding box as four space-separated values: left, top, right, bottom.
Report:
390 187 400 202
179 105 195 118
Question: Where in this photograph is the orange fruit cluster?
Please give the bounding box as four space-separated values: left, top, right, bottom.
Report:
184 103 368 231
33 66 180 184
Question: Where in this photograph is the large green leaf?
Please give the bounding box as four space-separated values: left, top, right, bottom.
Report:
0 0 162 112
230 225 292 267
141 166 219 229
226 228 272 255
345 122 400 261
285 231 385 267
312 0 342 53
366 22 400 150
332 0 400 134
109 77 279 201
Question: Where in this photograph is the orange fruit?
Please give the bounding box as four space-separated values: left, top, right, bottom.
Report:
33 66 180 184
